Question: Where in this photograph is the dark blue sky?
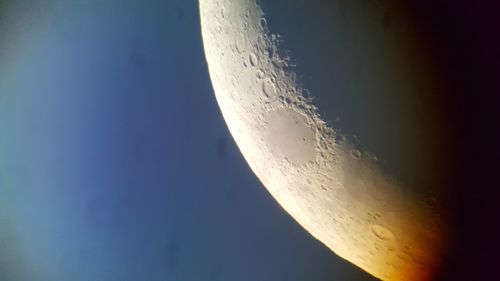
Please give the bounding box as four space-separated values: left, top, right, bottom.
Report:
0 1 375 280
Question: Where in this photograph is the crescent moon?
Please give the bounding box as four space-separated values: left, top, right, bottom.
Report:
199 1 446 280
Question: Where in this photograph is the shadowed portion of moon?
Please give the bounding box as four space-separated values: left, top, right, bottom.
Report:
200 0 449 280
259 0 455 199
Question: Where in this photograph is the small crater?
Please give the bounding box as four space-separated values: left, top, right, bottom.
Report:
371 224 395 241
249 53 258 67
351 149 362 159
271 70 277 81
262 80 276 97
234 36 245 53
368 212 381 220
259 18 267 29
279 96 292 105
256 69 265 79
220 7 227 19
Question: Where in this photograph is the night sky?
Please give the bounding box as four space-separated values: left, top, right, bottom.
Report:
1 1 500 281
0 1 374 280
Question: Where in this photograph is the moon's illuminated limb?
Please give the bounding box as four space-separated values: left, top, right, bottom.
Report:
199 0 446 280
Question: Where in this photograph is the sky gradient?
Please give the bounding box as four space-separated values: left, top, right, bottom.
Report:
1 1 500 280
0 1 374 280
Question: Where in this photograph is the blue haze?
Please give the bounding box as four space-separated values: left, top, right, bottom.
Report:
0 1 375 280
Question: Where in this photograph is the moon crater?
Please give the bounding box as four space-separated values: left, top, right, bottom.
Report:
200 1 447 280
265 108 317 165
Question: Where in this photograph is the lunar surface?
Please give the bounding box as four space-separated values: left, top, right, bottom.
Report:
200 0 447 280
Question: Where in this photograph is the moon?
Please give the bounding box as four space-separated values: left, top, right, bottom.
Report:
199 0 447 280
